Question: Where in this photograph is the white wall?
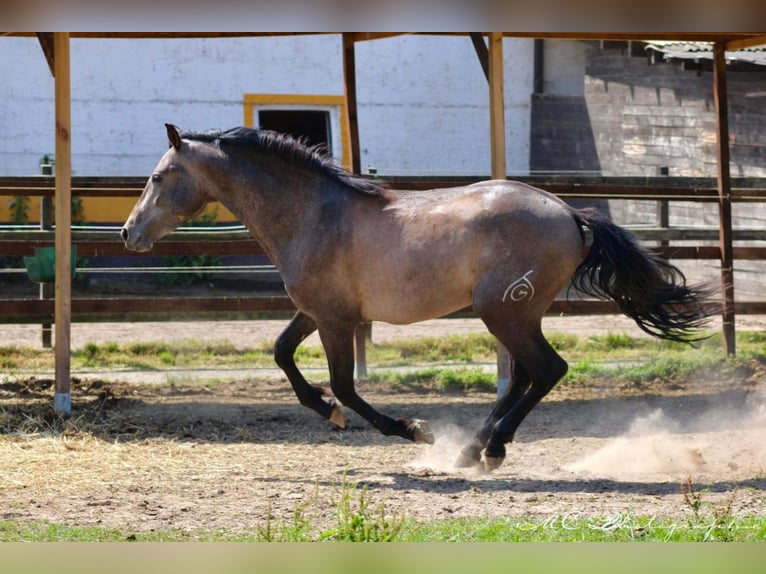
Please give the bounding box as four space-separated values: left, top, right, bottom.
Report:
0 35 535 177
355 35 535 176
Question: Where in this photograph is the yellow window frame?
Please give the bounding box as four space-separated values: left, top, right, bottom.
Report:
243 94 351 171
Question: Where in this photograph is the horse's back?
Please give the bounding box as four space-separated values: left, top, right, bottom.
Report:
349 179 586 324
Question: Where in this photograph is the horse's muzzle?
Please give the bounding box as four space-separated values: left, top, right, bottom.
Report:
120 227 152 252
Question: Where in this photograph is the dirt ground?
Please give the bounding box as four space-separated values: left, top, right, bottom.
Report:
1 316 766 535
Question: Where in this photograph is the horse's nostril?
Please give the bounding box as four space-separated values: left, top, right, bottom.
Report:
120 228 129 242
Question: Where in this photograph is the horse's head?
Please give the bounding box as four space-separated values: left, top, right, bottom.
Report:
121 124 209 252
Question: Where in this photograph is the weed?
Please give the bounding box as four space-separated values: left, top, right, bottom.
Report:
8 195 30 224
127 342 172 356
257 487 317 542
83 343 100 362
589 332 636 351
681 476 739 541
319 474 405 541
254 474 405 542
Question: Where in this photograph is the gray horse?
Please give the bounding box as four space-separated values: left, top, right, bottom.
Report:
122 124 716 471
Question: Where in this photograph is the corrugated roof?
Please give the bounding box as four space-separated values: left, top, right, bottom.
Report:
645 40 766 66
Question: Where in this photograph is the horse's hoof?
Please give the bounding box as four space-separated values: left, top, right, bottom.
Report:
328 402 346 429
454 444 482 468
481 455 505 472
481 443 506 472
409 419 434 444
454 452 480 468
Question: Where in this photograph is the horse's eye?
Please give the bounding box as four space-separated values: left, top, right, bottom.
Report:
151 173 162 183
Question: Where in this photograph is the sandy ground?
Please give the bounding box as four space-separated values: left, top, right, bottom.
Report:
1 314 765 535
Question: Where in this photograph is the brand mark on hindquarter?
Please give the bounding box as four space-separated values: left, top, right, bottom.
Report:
502 270 535 302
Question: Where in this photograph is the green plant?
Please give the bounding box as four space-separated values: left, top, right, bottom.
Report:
435 368 496 392
589 332 637 351
318 473 405 541
254 475 405 542
546 332 580 352
83 342 100 365
71 196 85 225
1 194 30 272
681 476 739 541
159 206 222 285
8 195 30 225
256 487 317 542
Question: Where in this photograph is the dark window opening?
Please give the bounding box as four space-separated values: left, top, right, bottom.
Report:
258 110 331 152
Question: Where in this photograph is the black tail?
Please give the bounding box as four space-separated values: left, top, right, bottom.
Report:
570 208 719 343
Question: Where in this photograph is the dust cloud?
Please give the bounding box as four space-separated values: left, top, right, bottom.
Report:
403 389 766 483
407 422 477 474
566 389 766 481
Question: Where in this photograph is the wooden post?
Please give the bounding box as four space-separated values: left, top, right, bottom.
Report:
53 32 72 415
488 33 511 396
488 33 506 181
713 42 736 356
342 33 362 176
342 33 370 377
40 161 54 348
354 323 372 379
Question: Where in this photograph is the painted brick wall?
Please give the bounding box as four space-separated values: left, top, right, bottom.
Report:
531 45 766 300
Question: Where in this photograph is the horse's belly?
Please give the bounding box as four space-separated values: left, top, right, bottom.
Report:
358 275 473 324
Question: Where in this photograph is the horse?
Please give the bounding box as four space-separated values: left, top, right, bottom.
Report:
121 124 717 471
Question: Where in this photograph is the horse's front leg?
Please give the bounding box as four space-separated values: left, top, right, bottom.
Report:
319 323 434 444
274 311 344 428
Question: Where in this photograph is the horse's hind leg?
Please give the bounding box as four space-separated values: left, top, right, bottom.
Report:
274 311 344 428
318 322 434 444
455 357 531 467
469 319 568 471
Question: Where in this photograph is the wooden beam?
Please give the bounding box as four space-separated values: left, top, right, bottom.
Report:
725 35 766 51
35 33 55 76
53 33 72 415
713 41 736 356
346 33 408 43
469 33 490 82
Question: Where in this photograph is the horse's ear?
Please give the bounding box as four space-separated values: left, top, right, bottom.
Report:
165 123 182 151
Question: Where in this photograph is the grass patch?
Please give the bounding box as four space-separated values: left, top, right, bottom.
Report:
398 513 766 542
2 328 764 390
3 510 765 542
560 353 724 386
367 367 495 392
379 333 498 364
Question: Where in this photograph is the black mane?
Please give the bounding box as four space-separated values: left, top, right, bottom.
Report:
179 126 385 197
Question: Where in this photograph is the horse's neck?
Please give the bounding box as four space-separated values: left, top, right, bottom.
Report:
209 157 341 264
